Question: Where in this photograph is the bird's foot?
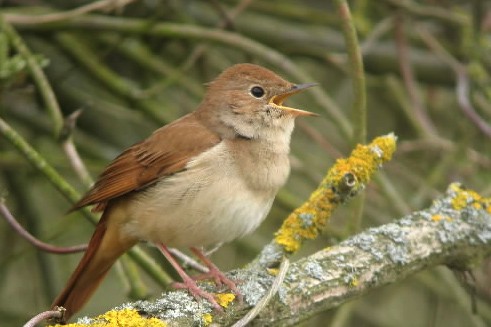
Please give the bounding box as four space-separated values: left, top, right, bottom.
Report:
172 276 223 311
191 268 243 302
190 247 243 302
157 243 224 311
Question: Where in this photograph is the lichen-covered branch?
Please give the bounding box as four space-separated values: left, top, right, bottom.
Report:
271 133 396 258
49 183 491 326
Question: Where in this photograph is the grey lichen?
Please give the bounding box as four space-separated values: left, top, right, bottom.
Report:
304 260 325 280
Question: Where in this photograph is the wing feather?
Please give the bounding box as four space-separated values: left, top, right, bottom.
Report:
72 114 220 211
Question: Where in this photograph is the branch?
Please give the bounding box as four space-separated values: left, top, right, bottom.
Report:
4 0 139 25
48 183 491 326
0 200 87 254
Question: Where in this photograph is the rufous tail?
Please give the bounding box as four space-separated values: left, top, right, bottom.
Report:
51 207 136 323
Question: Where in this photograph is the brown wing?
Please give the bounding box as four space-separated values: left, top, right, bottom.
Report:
71 113 221 212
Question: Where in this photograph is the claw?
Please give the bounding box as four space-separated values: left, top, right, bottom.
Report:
158 244 239 310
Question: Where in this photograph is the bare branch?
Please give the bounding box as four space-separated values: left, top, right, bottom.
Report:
4 0 139 25
0 200 87 254
23 309 63 327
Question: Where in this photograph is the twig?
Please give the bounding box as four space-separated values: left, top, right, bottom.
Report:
0 17 64 136
380 0 469 26
455 72 491 139
23 309 63 327
0 116 83 208
5 0 139 25
334 0 367 235
360 16 393 54
138 0 253 99
232 258 290 327
60 109 93 187
417 26 491 139
168 248 208 273
335 0 366 145
182 0 253 67
54 32 176 123
393 13 437 137
398 138 491 169
0 200 87 254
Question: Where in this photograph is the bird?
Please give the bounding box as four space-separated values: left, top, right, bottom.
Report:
51 63 317 322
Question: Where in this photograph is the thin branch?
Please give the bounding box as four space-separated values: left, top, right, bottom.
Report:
60 109 94 187
417 26 491 139
380 0 469 26
0 200 87 254
393 14 437 138
232 258 290 327
0 16 64 136
0 116 84 209
455 72 491 139
23 309 63 327
334 0 367 235
179 0 254 71
335 0 366 145
168 248 208 274
5 0 139 25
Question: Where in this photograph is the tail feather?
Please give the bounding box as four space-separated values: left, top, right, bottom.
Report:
52 208 136 322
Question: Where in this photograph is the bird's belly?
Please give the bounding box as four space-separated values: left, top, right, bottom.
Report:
121 171 275 248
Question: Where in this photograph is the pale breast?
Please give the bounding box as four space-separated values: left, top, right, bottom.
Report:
121 141 289 248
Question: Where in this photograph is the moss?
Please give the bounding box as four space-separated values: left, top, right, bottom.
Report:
274 134 397 253
50 309 167 327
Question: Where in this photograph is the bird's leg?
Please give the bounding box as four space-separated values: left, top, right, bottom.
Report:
156 243 222 311
190 247 242 302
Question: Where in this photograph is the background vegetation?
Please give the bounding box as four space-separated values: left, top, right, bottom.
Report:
0 0 490 326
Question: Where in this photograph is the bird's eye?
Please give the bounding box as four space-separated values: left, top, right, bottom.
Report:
250 86 265 98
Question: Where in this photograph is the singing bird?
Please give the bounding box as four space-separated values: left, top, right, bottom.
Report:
51 63 316 322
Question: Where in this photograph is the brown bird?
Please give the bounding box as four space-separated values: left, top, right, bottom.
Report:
51 63 316 322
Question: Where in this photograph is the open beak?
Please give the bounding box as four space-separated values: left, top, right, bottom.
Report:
268 83 318 117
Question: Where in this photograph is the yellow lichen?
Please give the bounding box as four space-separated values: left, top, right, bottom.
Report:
202 313 213 326
450 183 491 213
267 268 279 276
432 214 443 222
215 293 235 308
275 134 397 253
350 278 359 287
49 309 166 327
